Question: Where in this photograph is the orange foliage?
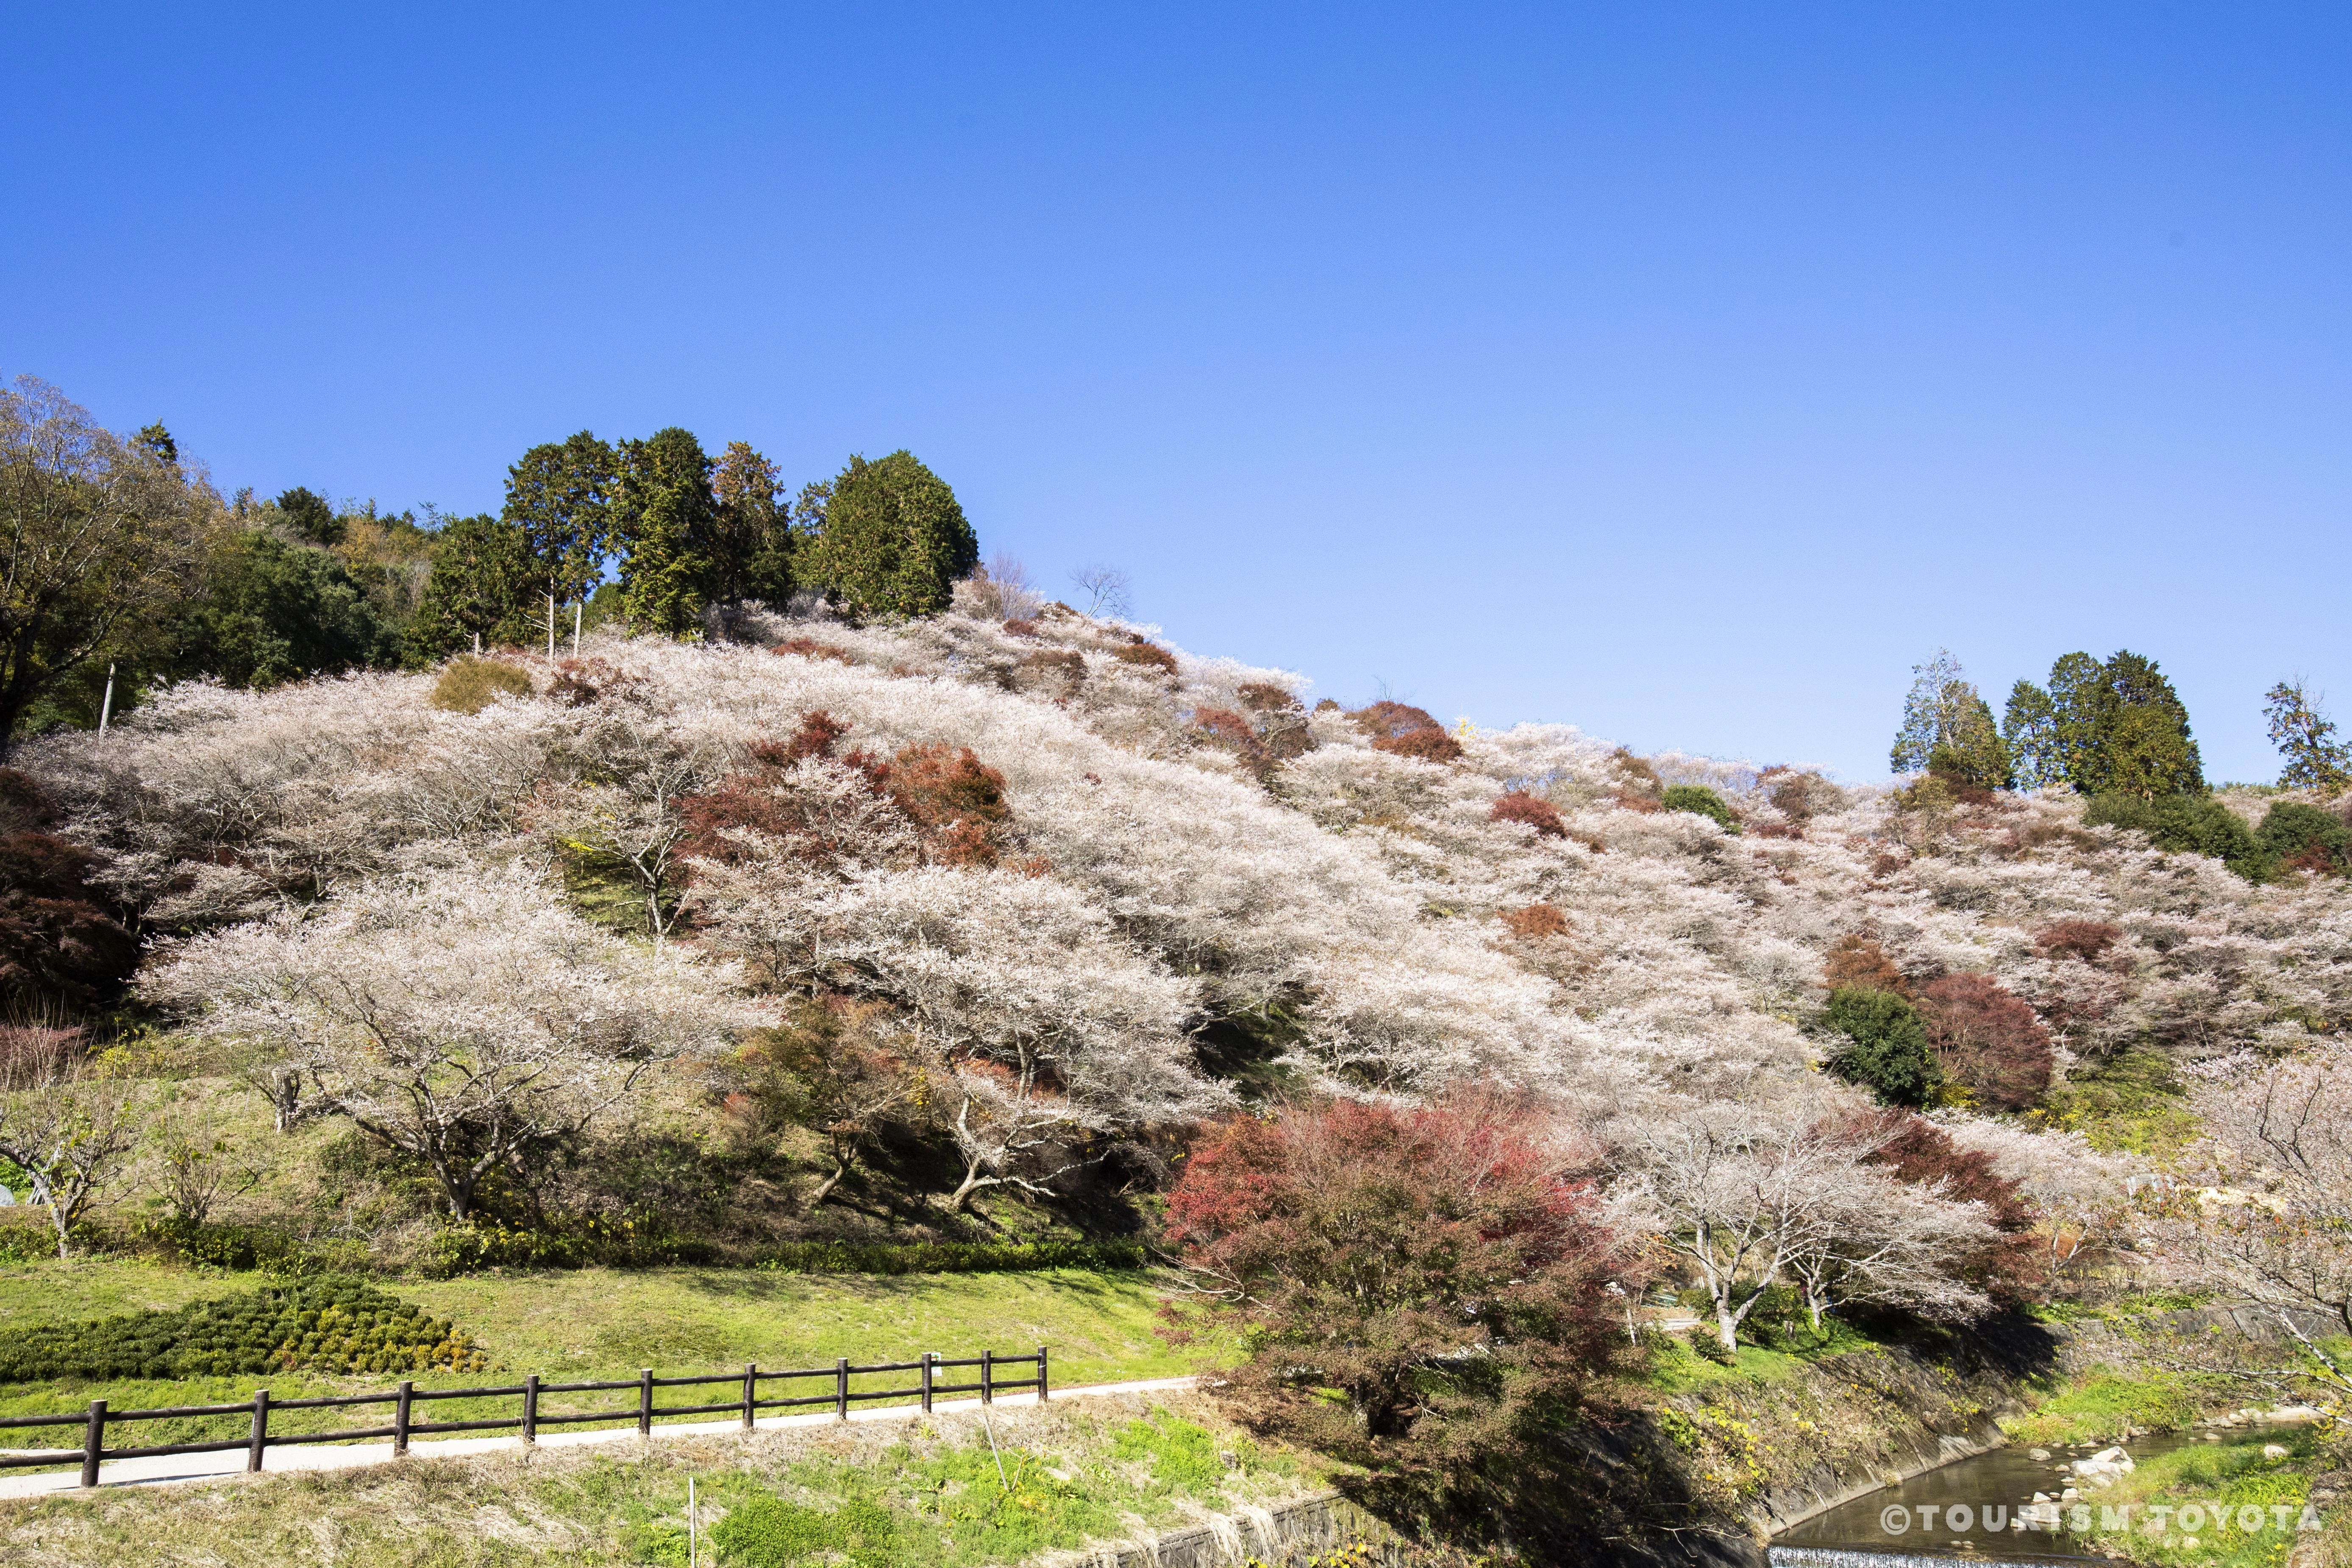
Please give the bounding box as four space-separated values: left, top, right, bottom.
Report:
1499 903 1570 939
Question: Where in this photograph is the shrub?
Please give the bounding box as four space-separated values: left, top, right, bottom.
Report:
1499 903 1569 940
1236 682 1296 712
2035 920 2122 962
889 743 1012 866
1490 791 1568 839
1916 973 2053 1111
1112 638 1179 675
1001 617 1039 638
1821 987 1940 1107
2257 802 2351 875
428 656 532 714
2083 792 2274 881
1821 934 1911 997
1351 701 1463 764
0 1277 485 1384
1683 1327 1737 1366
1660 784 1739 833
1165 1098 1637 1471
713 1495 895 1568
773 636 856 664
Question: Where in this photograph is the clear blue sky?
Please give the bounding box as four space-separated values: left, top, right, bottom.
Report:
6 5 2346 783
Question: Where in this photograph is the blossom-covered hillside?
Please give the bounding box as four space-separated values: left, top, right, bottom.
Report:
18 587 2352 1260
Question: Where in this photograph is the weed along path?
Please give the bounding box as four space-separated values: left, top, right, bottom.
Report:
0 1373 1199 1498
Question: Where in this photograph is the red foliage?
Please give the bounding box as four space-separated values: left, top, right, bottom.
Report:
1235 683 1296 713
0 770 133 1009
1166 1098 1638 1453
1822 934 1912 998
1499 903 1570 939
889 744 1012 867
1916 973 2054 1112
2035 920 2123 962
1850 1109 2038 1300
1001 618 1039 638
1192 707 1270 776
772 637 855 664
546 656 634 708
1112 638 1179 675
1489 791 1568 839
678 710 891 867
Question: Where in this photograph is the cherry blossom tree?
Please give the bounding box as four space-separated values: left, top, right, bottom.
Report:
143 865 762 1221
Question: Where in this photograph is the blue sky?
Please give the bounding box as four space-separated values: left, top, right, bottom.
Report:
6 4 2346 782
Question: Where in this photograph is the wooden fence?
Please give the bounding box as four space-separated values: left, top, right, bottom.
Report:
0 1345 1047 1488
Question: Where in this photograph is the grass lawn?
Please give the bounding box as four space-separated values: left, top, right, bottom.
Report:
0 1390 1336 1568
2068 1427 2320 1568
0 1258 1212 1459
1998 1368 2205 1446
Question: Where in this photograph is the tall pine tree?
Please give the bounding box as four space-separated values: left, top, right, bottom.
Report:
800 450 977 620
705 441 793 628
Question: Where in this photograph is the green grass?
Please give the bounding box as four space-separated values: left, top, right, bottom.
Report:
1641 1319 1883 1393
1999 1370 2205 1446
0 1391 1332 1568
2068 1428 2319 1568
0 1258 1215 1464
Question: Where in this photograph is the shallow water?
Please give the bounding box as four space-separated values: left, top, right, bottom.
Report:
1770 1430 2216 1565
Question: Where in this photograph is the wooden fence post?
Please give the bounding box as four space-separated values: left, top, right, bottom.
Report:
247 1389 270 1473
638 1369 653 1437
1037 1345 1049 1402
742 1363 756 1430
920 1352 934 1414
834 1357 848 1422
523 1374 539 1444
981 1348 993 1406
79 1399 104 1489
395 1381 413 1457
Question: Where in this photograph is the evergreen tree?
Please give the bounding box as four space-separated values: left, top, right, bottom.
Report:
163 533 396 688
800 450 978 620
612 427 717 638
2265 679 2350 792
705 441 793 622
2003 649 2204 798
1890 650 2012 790
133 423 177 467
410 514 536 660
503 432 616 654
1822 987 1941 1108
274 487 345 548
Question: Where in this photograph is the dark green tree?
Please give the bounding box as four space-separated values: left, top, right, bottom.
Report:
133 423 178 467
164 534 398 688
274 487 345 548
800 450 978 620
503 432 617 655
612 427 717 637
2002 650 2204 798
2265 680 2350 792
1821 988 1941 1108
1660 783 1740 832
705 440 793 628
410 514 537 660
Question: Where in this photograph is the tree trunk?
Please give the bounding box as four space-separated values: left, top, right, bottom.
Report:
948 1160 991 1214
809 1151 851 1207
546 594 556 659
1715 1306 1740 1355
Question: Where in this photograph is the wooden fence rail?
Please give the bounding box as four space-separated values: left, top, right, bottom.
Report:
0 1345 1047 1487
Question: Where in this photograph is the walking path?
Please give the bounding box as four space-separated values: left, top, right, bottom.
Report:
0 1375 1200 1499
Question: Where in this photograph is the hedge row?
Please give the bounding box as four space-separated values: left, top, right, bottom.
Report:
0 1277 486 1385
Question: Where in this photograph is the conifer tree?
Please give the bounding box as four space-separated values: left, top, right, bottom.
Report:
2004 650 2204 798
503 432 616 656
411 514 535 659
612 427 717 637
1890 651 2011 790
705 441 793 624
800 450 978 620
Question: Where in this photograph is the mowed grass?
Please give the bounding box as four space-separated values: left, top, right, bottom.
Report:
0 1391 1330 1568
0 1259 1213 1459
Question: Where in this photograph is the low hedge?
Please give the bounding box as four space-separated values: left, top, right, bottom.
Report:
0 1277 486 1384
757 1239 1149 1276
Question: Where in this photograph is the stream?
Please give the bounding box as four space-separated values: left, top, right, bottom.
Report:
1768 1430 2227 1568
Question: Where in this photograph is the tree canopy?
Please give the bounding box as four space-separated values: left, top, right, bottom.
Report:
799 451 978 620
2004 649 2203 798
